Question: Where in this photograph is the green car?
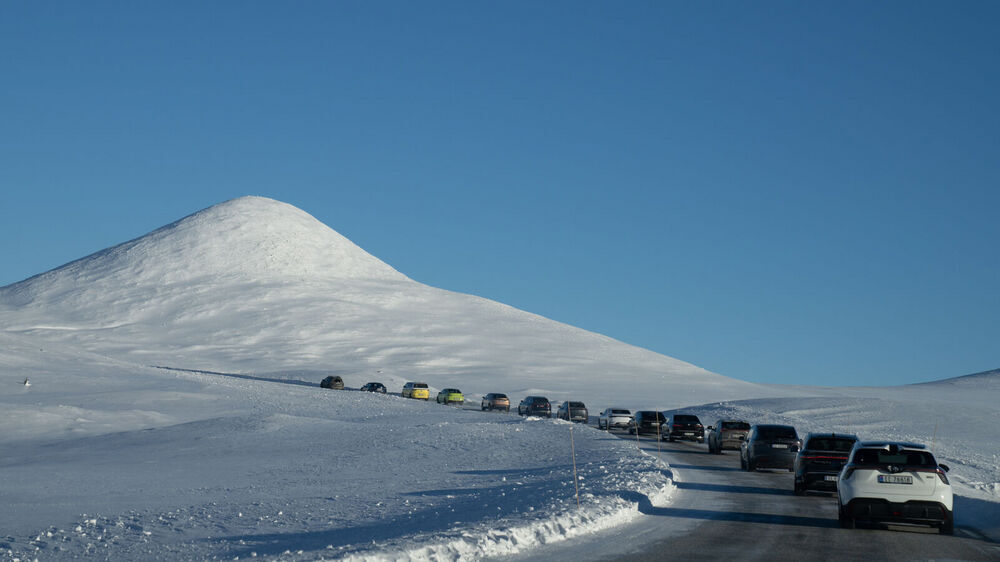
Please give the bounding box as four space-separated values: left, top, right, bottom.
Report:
436 388 464 405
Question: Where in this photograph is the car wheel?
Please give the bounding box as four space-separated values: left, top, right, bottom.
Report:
794 480 804 496
740 455 747 471
747 458 757 472
941 517 954 535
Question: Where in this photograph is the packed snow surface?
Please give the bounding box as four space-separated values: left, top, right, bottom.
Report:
1 197 997 559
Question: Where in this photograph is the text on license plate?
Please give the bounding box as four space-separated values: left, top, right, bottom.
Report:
771 443 788 448
824 475 838 481
684 432 694 435
878 475 913 484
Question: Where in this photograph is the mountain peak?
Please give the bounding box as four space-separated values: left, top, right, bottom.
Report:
3 196 408 303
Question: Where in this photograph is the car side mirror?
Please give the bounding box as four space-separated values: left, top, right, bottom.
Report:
939 464 950 473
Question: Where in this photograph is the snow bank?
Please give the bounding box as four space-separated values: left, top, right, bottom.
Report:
0 355 673 561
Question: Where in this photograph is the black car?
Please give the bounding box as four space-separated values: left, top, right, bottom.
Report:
320 375 344 390
665 414 704 443
740 424 801 472
517 396 551 417
556 401 588 423
793 433 859 495
360 382 387 393
628 411 666 436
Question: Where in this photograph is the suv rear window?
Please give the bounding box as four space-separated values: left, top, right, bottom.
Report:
530 397 548 404
853 449 936 467
612 409 630 415
568 402 585 407
757 427 797 440
674 415 699 423
721 421 750 430
806 437 856 452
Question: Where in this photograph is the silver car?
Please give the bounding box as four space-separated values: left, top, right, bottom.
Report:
598 408 633 430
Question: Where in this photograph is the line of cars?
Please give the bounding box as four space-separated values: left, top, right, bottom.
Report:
323 377 955 535
597 408 954 535
513 395 591 422
700 417 953 535
321 377 462 404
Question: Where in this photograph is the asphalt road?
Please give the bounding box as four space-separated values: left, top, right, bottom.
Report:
607 433 1000 561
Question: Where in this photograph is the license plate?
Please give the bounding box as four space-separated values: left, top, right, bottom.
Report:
771 443 788 449
684 432 694 436
824 475 838 482
878 475 913 484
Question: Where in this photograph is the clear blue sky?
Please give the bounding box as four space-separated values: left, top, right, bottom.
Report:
2 1 998 386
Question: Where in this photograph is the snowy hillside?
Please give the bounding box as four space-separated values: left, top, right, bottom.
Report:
1 196 997 560
0 196 779 410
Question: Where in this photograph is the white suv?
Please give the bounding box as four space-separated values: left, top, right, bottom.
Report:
837 441 953 534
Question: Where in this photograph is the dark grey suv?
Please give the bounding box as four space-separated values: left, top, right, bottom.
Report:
740 424 801 471
557 401 588 423
320 375 344 389
517 396 551 417
794 433 858 494
707 419 750 454
665 414 704 443
628 411 666 436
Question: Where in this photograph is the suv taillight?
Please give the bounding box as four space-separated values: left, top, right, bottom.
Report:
935 468 950 485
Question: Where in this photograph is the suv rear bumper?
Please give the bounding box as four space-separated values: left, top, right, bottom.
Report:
668 429 703 442
801 471 840 491
718 437 744 450
521 408 550 417
751 452 796 469
634 424 662 435
845 498 951 526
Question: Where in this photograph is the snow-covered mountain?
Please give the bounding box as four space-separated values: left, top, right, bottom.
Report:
1 197 997 560
0 196 779 409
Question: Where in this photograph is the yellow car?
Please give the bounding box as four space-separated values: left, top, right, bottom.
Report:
436 388 464 405
402 382 430 400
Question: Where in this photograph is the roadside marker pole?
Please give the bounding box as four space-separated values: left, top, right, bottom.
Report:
931 421 938 453
656 409 662 459
570 426 581 509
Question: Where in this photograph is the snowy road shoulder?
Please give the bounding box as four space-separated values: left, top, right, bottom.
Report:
1 366 674 561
